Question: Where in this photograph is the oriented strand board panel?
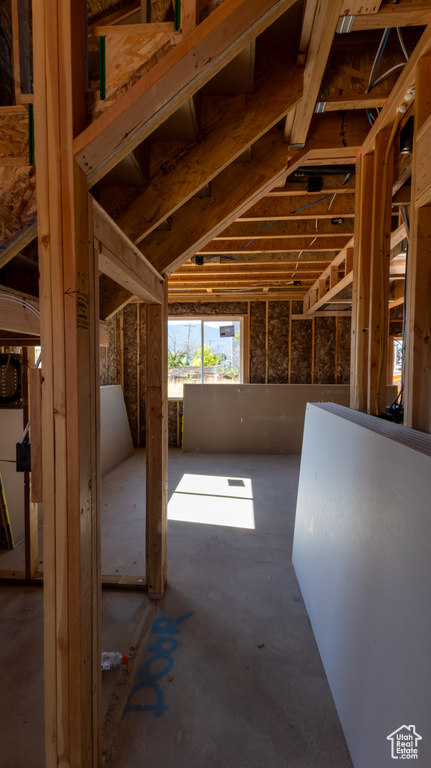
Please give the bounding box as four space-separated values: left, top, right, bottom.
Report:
183 384 351 454
100 385 134 476
292 404 431 768
0 409 25 545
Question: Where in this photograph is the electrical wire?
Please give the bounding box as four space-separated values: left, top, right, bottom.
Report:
241 196 335 249
397 27 409 62
372 63 406 88
0 292 40 318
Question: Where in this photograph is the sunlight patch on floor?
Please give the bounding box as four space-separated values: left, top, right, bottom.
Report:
168 473 255 529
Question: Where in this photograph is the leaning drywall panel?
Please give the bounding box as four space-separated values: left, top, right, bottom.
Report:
292 403 431 768
0 409 25 544
182 384 352 454
100 385 134 477
183 384 398 454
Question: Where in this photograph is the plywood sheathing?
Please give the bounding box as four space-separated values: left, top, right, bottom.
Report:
0 168 35 246
337 316 351 385
0 1 13 105
314 316 336 385
290 300 312 384
249 301 266 383
267 301 289 383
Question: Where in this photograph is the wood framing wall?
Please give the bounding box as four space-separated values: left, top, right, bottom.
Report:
101 299 351 447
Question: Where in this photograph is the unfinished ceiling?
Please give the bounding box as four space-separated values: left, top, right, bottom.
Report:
0 0 427 343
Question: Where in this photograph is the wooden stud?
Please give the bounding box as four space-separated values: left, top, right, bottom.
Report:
33 1 101 764
290 0 344 146
367 131 394 415
345 248 354 276
405 205 431 432
335 316 338 384
22 348 39 579
182 0 197 36
120 308 125 392
318 278 326 301
29 366 43 504
11 0 21 105
146 280 168 598
350 153 374 411
243 308 250 384
137 303 140 446
404 55 431 432
288 300 292 384
329 264 338 290
265 300 269 384
311 316 315 383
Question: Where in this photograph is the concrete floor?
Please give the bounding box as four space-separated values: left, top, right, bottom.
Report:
0 449 353 768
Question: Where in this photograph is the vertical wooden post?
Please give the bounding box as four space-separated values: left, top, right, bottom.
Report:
33 1 101 766
120 308 124 392
288 300 292 384
311 316 315 383
146 281 168 598
24 347 39 578
350 153 374 410
11 0 21 104
405 55 431 433
367 131 393 415
137 303 141 446
182 0 197 36
265 300 269 384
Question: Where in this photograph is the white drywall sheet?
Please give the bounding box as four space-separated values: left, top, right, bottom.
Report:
0 409 25 545
182 384 398 454
100 385 134 477
292 403 431 768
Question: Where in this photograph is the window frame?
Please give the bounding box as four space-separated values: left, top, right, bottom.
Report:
167 315 247 399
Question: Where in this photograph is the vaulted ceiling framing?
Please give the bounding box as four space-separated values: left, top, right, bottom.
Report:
1 0 427 328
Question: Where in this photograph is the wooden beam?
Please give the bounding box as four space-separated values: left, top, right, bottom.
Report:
99 274 134 320
367 130 394 415
110 48 303 244
33 1 101 765
297 0 319 66
139 113 367 274
0 221 37 270
361 23 431 156
405 55 431 433
94 201 164 303
0 296 39 335
214 218 355 239
350 152 374 411
146 282 168 598
30 366 43 505
11 0 21 104
290 0 344 146
167 290 307 301
200 236 350 253
182 0 197 36
193 251 336 263
353 4 431 31
73 0 298 185
236 192 355 220
271 174 356 195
